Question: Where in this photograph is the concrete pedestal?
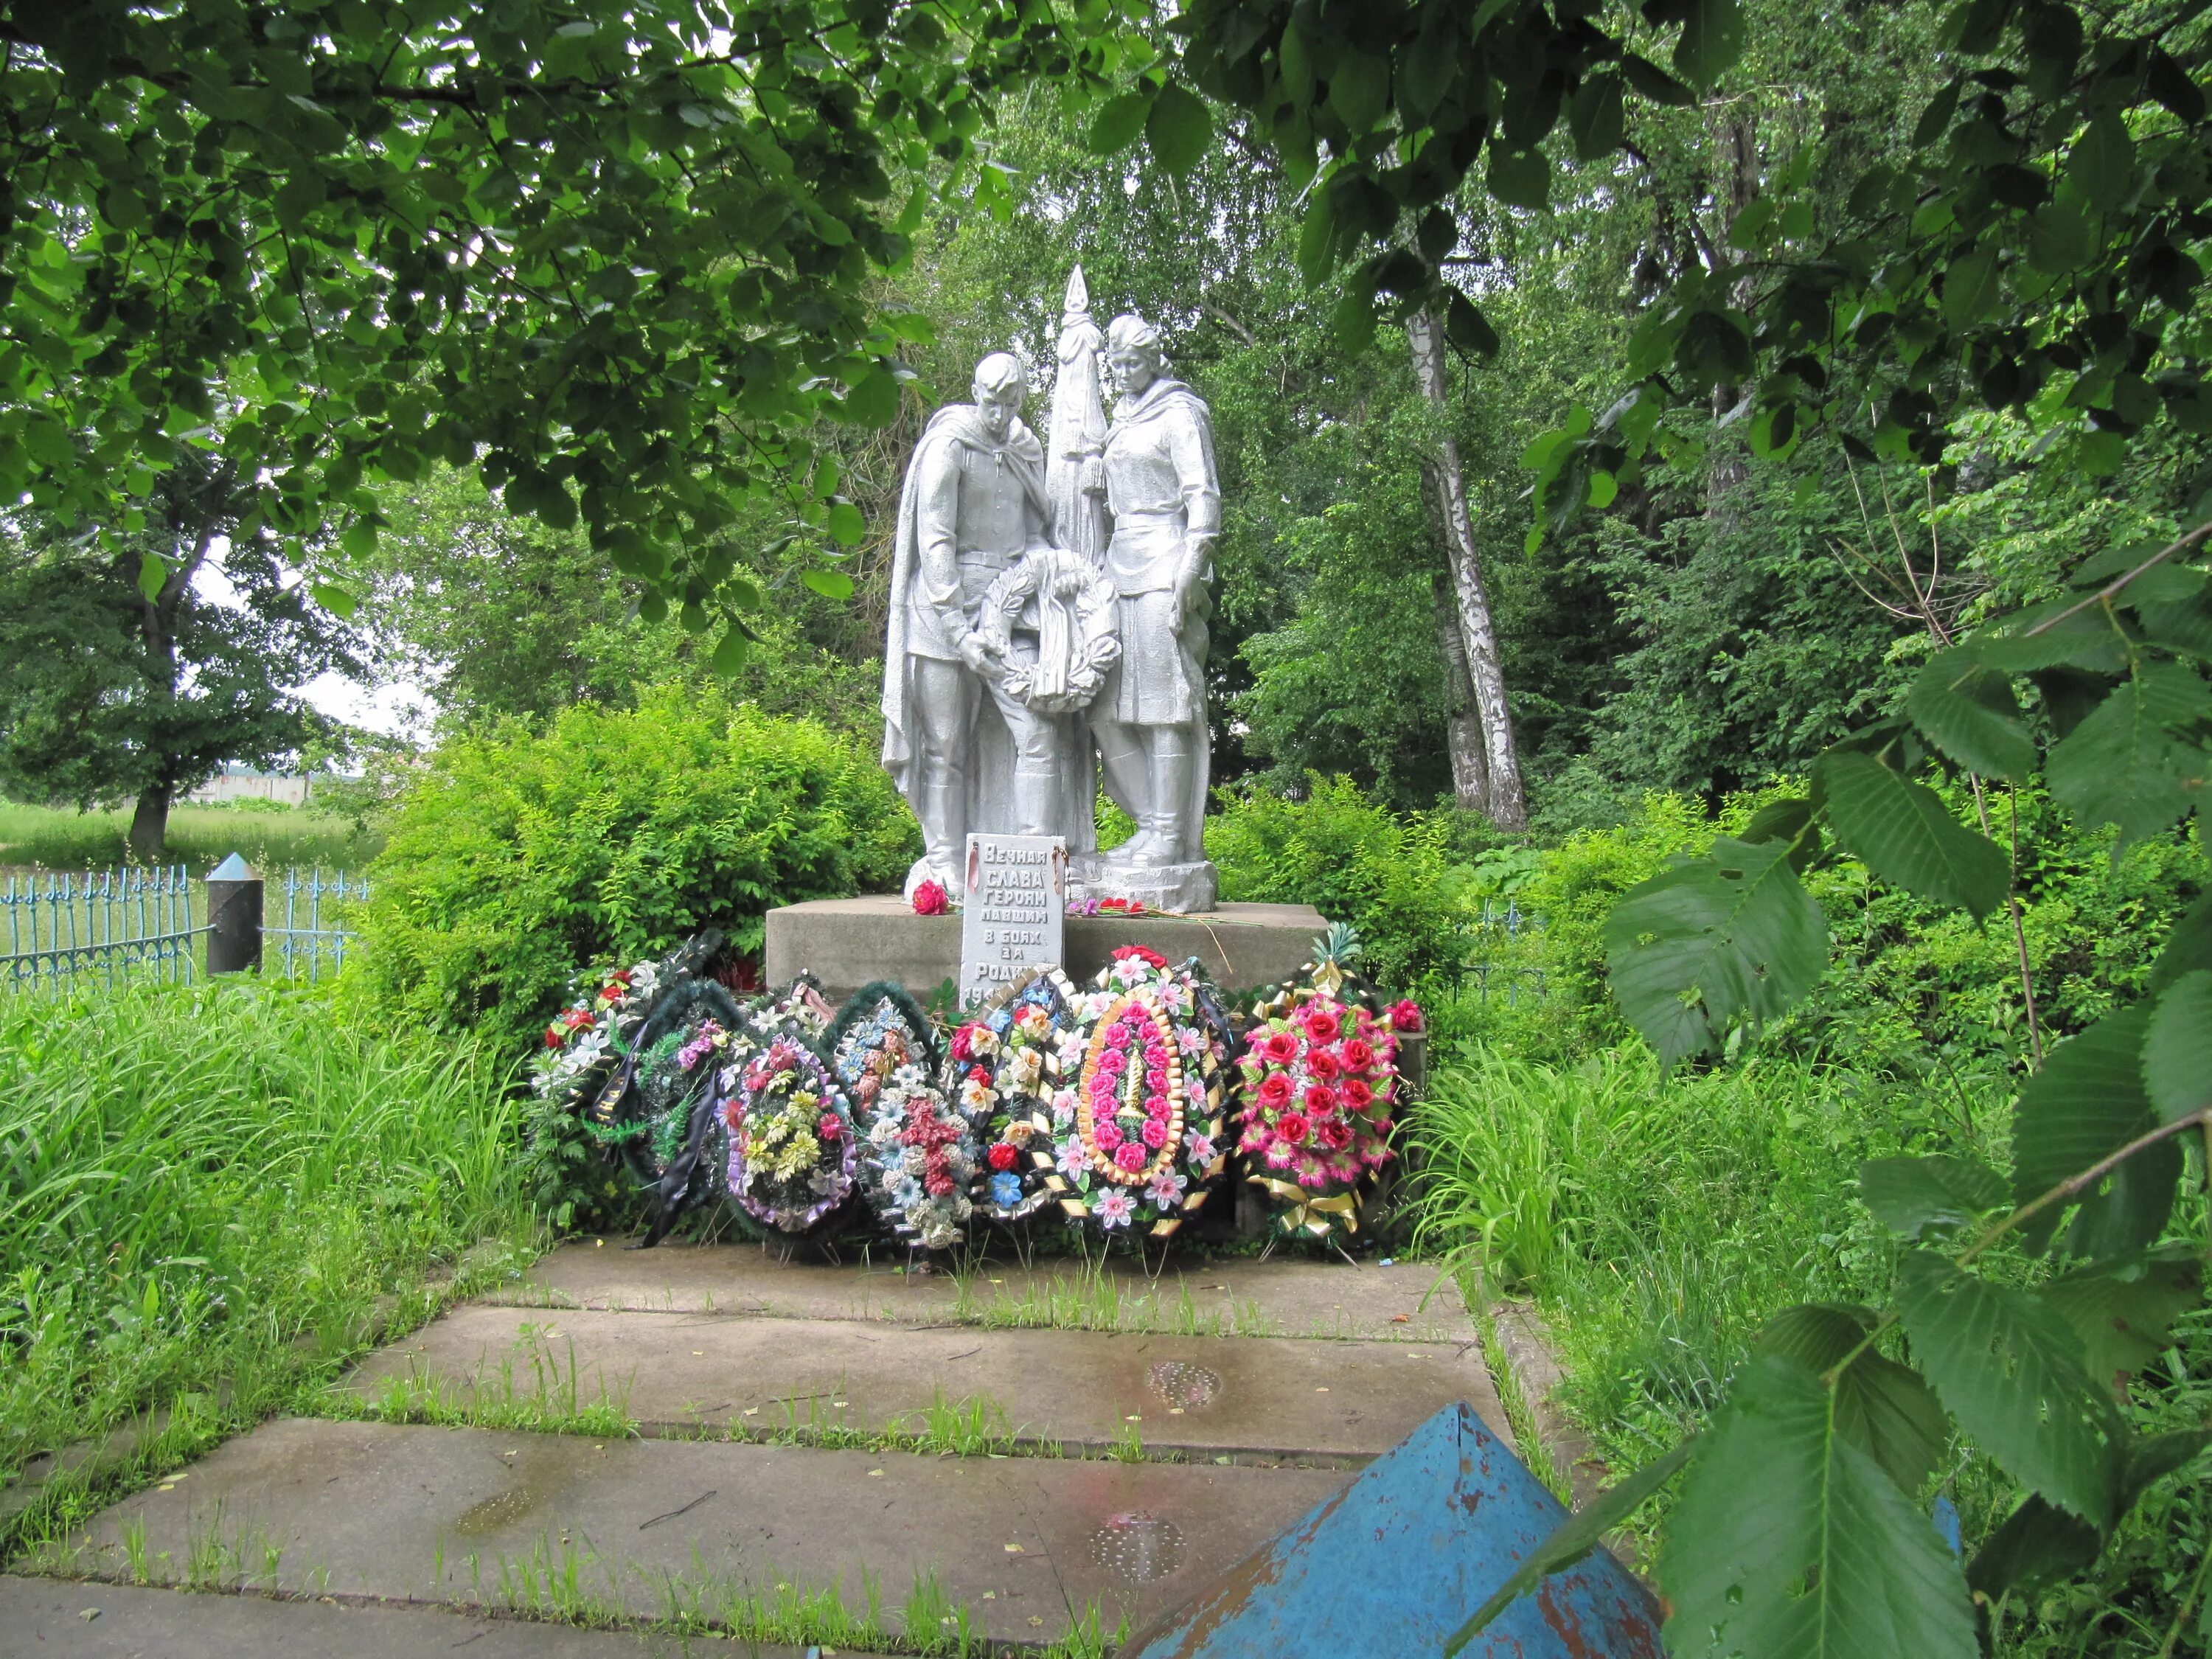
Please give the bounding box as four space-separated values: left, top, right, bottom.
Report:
764 894 1328 1003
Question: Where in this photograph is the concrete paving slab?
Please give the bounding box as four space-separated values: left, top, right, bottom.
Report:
0 1573 842 1657
490 1242 1474 1343
345 1307 1503 1463
40 1419 1348 1648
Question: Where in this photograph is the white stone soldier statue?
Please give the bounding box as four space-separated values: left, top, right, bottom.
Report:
880 352 1099 897
1088 314 1220 875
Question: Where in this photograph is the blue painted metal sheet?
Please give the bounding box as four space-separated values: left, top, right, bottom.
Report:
1121 1402 1663 1658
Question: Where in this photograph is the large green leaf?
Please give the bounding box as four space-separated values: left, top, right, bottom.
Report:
1658 1355 1978 1659
1442 1440 1690 1654
1859 1154 2008 1240
1672 0 1747 88
2011 1006 2180 1257
1086 89 1152 156
1145 83 1213 175
2037 1245 2204 1396
2149 890 2212 991
1753 1304 1950 1492
1907 646 2036 780
1895 1251 2125 1528
1969 1429 2212 1603
2143 968 2212 1123
1818 751 2010 917
1602 838 1829 1066
2045 663 2212 848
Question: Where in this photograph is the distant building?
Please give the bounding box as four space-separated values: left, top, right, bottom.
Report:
184 765 316 807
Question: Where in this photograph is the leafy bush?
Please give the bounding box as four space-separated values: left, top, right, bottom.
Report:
0 980 526 1470
350 686 917 1051
1206 774 1473 991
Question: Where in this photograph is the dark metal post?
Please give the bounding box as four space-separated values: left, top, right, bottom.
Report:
206 852 262 975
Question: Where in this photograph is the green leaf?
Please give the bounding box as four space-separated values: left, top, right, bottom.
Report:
1086 90 1152 156
1817 750 2011 917
1326 52 1389 135
1332 285 1377 355
1672 0 1747 87
136 550 167 602
838 366 904 427
2143 968 2212 1123
1658 1356 1977 1659
2028 195 2095 274
1444 290 1500 358
1297 191 1339 288
1896 1250 2125 1528
826 501 866 548
340 519 378 558
1966 1496 2102 1602
1486 147 1551 211
2013 1006 2180 1258
1146 83 1213 175
2066 116 2135 205
1442 1441 1690 1653
309 580 359 619
1567 74 1625 161
1907 646 2036 780
2046 664 2212 847
711 625 751 676
1941 246 1999 330
1753 1304 1950 1493
800 568 855 600
2038 1246 2204 1397
1859 1154 2008 1239
2149 891 2212 992
1739 795 1822 870
1621 52 1697 107
1602 837 1829 1066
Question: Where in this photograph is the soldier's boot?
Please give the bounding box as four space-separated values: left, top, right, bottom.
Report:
1132 734 1193 868
1012 764 1058 838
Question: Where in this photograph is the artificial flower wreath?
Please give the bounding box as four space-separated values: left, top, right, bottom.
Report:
831 984 974 1251
950 968 1078 1222
1043 947 1233 1239
723 1032 858 1235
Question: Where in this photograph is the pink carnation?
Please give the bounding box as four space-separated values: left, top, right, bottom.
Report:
1094 1121 1123 1152
1140 1118 1168 1149
1114 1139 1147 1172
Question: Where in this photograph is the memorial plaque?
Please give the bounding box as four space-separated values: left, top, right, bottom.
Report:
959 834 1067 1009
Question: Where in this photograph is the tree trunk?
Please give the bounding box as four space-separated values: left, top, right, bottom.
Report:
1431 569 1489 812
1705 111 1759 514
1405 306 1528 830
128 779 172 863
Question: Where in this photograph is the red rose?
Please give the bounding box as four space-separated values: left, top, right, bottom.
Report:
1305 1048 1340 1080
1317 1116 1354 1150
987 1142 1020 1171
1276 1113 1310 1145
1260 1031 1299 1064
1341 1077 1374 1109
1303 1082 1339 1116
1340 1038 1375 1073
968 1064 992 1085
912 879 950 916
1256 1073 1293 1107
1301 1005 1341 1044
818 1113 845 1140
1388 999 1424 1033
950 1024 978 1061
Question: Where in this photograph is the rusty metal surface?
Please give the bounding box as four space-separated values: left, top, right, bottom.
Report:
1119 1402 1663 1659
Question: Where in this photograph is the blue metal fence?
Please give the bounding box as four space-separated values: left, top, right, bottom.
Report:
0 866 204 995
1457 897 1548 1005
0 863 366 995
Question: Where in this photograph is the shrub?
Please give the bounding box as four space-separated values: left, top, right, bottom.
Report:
349 686 917 1051
1206 774 1473 991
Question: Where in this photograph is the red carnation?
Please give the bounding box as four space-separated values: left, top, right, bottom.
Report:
925 1173 955 1197
1388 999 1424 1033
1110 945 1169 969
818 1113 845 1140
1276 1113 1310 1145
1256 1073 1294 1107
987 1142 1020 1172
912 879 950 917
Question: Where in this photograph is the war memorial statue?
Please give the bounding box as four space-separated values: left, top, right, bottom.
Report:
881 269 1222 912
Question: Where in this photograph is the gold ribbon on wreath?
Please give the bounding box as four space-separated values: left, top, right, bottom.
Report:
1248 1175 1360 1237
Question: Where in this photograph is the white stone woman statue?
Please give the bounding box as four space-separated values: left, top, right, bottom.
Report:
1088 313 1220 899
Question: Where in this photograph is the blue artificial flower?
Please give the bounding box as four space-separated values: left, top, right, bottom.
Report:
990 1172 1023 1207
989 1009 1014 1034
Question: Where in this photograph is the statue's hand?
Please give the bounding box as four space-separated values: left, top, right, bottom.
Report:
958 634 997 677
1079 456 1107 496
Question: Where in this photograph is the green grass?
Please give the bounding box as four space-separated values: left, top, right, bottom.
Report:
0 977 535 1489
1405 1037 2211 1658
0 801 381 873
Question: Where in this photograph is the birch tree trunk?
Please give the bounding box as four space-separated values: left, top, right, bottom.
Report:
1430 568 1489 813
1405 306 1528 829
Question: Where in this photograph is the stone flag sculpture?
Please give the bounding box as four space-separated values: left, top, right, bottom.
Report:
880 269 1222 912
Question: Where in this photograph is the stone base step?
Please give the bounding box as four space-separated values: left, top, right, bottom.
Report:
0 1574 841 1658
494 1242 1475 1344
38 1419 1348 1648
345 1306 1502 1464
